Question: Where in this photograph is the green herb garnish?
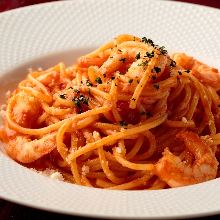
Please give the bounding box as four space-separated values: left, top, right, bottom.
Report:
136 52 141 60
59 94 66 99
119 58 126 63
128 79 133 84
95 77 102 84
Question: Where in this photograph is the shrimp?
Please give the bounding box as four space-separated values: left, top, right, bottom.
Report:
12 91 42 128
125 54 167 80
172 53 220 87
77 56 109 68
6 133 56 163
95 49 132 78
96 41 167 79
155 131 218 187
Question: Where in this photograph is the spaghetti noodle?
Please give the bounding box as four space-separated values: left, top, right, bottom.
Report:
0 34 220 189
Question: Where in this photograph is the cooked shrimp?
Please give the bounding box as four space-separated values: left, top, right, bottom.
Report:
6 133 56 163
125 54 167 80
97 41 167 79
12 91 42 128
173 53 220 87
77 56 108 68
95 49 131 78
155 131 218 187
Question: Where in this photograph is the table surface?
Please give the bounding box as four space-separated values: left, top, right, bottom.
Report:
0 0 220 219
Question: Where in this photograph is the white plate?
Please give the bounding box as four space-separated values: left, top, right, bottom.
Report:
0 0 220 219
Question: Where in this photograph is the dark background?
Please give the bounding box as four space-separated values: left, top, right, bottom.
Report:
0 0 219 219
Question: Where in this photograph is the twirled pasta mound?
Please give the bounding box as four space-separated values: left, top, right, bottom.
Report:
1 34 220 189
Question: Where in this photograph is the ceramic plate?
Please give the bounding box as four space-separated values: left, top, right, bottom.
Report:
0 0 220 218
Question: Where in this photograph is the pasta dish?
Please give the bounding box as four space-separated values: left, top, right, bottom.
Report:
0 34 220 190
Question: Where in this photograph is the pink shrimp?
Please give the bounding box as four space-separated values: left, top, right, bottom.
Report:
6 133 56 163
155 131 218 187
172 53 220 87
12 91 42 128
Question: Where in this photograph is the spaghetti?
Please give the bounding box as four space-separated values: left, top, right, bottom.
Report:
0 34 220 189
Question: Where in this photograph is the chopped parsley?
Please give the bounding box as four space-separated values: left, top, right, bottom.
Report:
74 89 80 94
153 84 160 90
145 51 154 58
170 60 176 67
95 77 102 84
68 87 73 89
119 58 126 63
128 79 133 84
153 67 161 73
72 94 89 107
141 37 154 46
111 76 115 80
185 70 190 73
119 121 128 126
118 49 122 53
86 80 93 87
132 98 136 101
59 94 66 99
103 73 106 78
137 60 148 67
158 46 167 55
136 52 141 60
178 71 182 75
142 37 167 56
109 56 113 58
